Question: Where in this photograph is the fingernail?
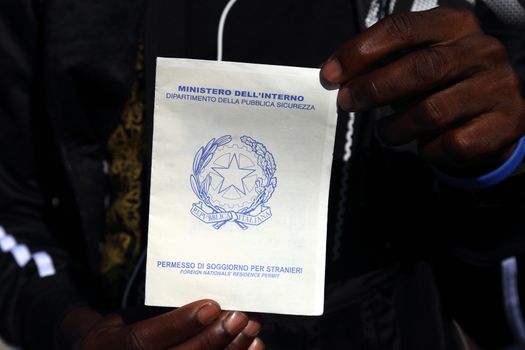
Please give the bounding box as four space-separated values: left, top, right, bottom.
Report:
243 320 261 337
197 302 221 326
321 57 342 83
319 71 340 91
223 311 248 335
248 338 264 350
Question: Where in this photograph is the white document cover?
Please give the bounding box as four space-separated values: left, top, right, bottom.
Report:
146 58 338 315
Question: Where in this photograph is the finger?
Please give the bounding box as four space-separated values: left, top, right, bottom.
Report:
78 315 126 350
225 319 261 350
247 338 265 350
321 7 480 84
337 34 508 111
124 300 222 349
377 68 511 145
418 111 524 167
171 311 250 350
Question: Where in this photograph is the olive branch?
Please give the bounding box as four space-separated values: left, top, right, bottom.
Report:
238 136 277 214
190 135 232 214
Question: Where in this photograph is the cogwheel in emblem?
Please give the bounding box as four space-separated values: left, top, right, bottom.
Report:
189 135 277 230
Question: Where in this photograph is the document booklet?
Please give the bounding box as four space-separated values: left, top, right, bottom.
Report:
146 58 338 315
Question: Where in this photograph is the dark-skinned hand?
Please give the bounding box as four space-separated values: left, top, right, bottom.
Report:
60 300 264 350
321 7 525 173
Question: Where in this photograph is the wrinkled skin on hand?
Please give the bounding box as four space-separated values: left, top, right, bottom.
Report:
321 7 525 173
63 300 264 350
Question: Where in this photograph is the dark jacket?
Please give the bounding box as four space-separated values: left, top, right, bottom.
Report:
1 0 525 349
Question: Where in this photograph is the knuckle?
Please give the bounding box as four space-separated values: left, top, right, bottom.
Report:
413 48 449 83
417 98 447 129
442 132 474 161
438 7 481 36
493 69 523 105
503 71 522 92
385 12 417 41
433 7 480 36
490 39 507 61
491 112 521 146
355 41 375 61
124 329 149 350
482 35 508 62
454 8 480 31
504 106 525 136
198 334 217 350
482 67 515 95
460 9 478 25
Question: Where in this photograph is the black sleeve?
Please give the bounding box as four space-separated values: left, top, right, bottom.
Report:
432 5 525 347
0 1 86 348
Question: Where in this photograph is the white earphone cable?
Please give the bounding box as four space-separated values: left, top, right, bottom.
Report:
217 0 239 61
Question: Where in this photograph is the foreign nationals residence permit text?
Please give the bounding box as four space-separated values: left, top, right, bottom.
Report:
146 58 338 315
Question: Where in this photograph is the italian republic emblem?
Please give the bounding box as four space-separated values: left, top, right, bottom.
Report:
190 135 277 229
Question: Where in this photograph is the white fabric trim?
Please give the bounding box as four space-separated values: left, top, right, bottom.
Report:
502 257 525 343
0 227 56 277
389 0 398 14
12 244 31 267
364 0 404 29
0 235 16 252
411 0 439 11
365 0 381 28
343 113 356 162
33 252 56 278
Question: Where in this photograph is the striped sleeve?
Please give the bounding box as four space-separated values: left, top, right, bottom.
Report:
0 226 56 277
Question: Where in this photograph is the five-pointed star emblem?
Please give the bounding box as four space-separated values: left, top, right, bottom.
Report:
212 154 255 195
